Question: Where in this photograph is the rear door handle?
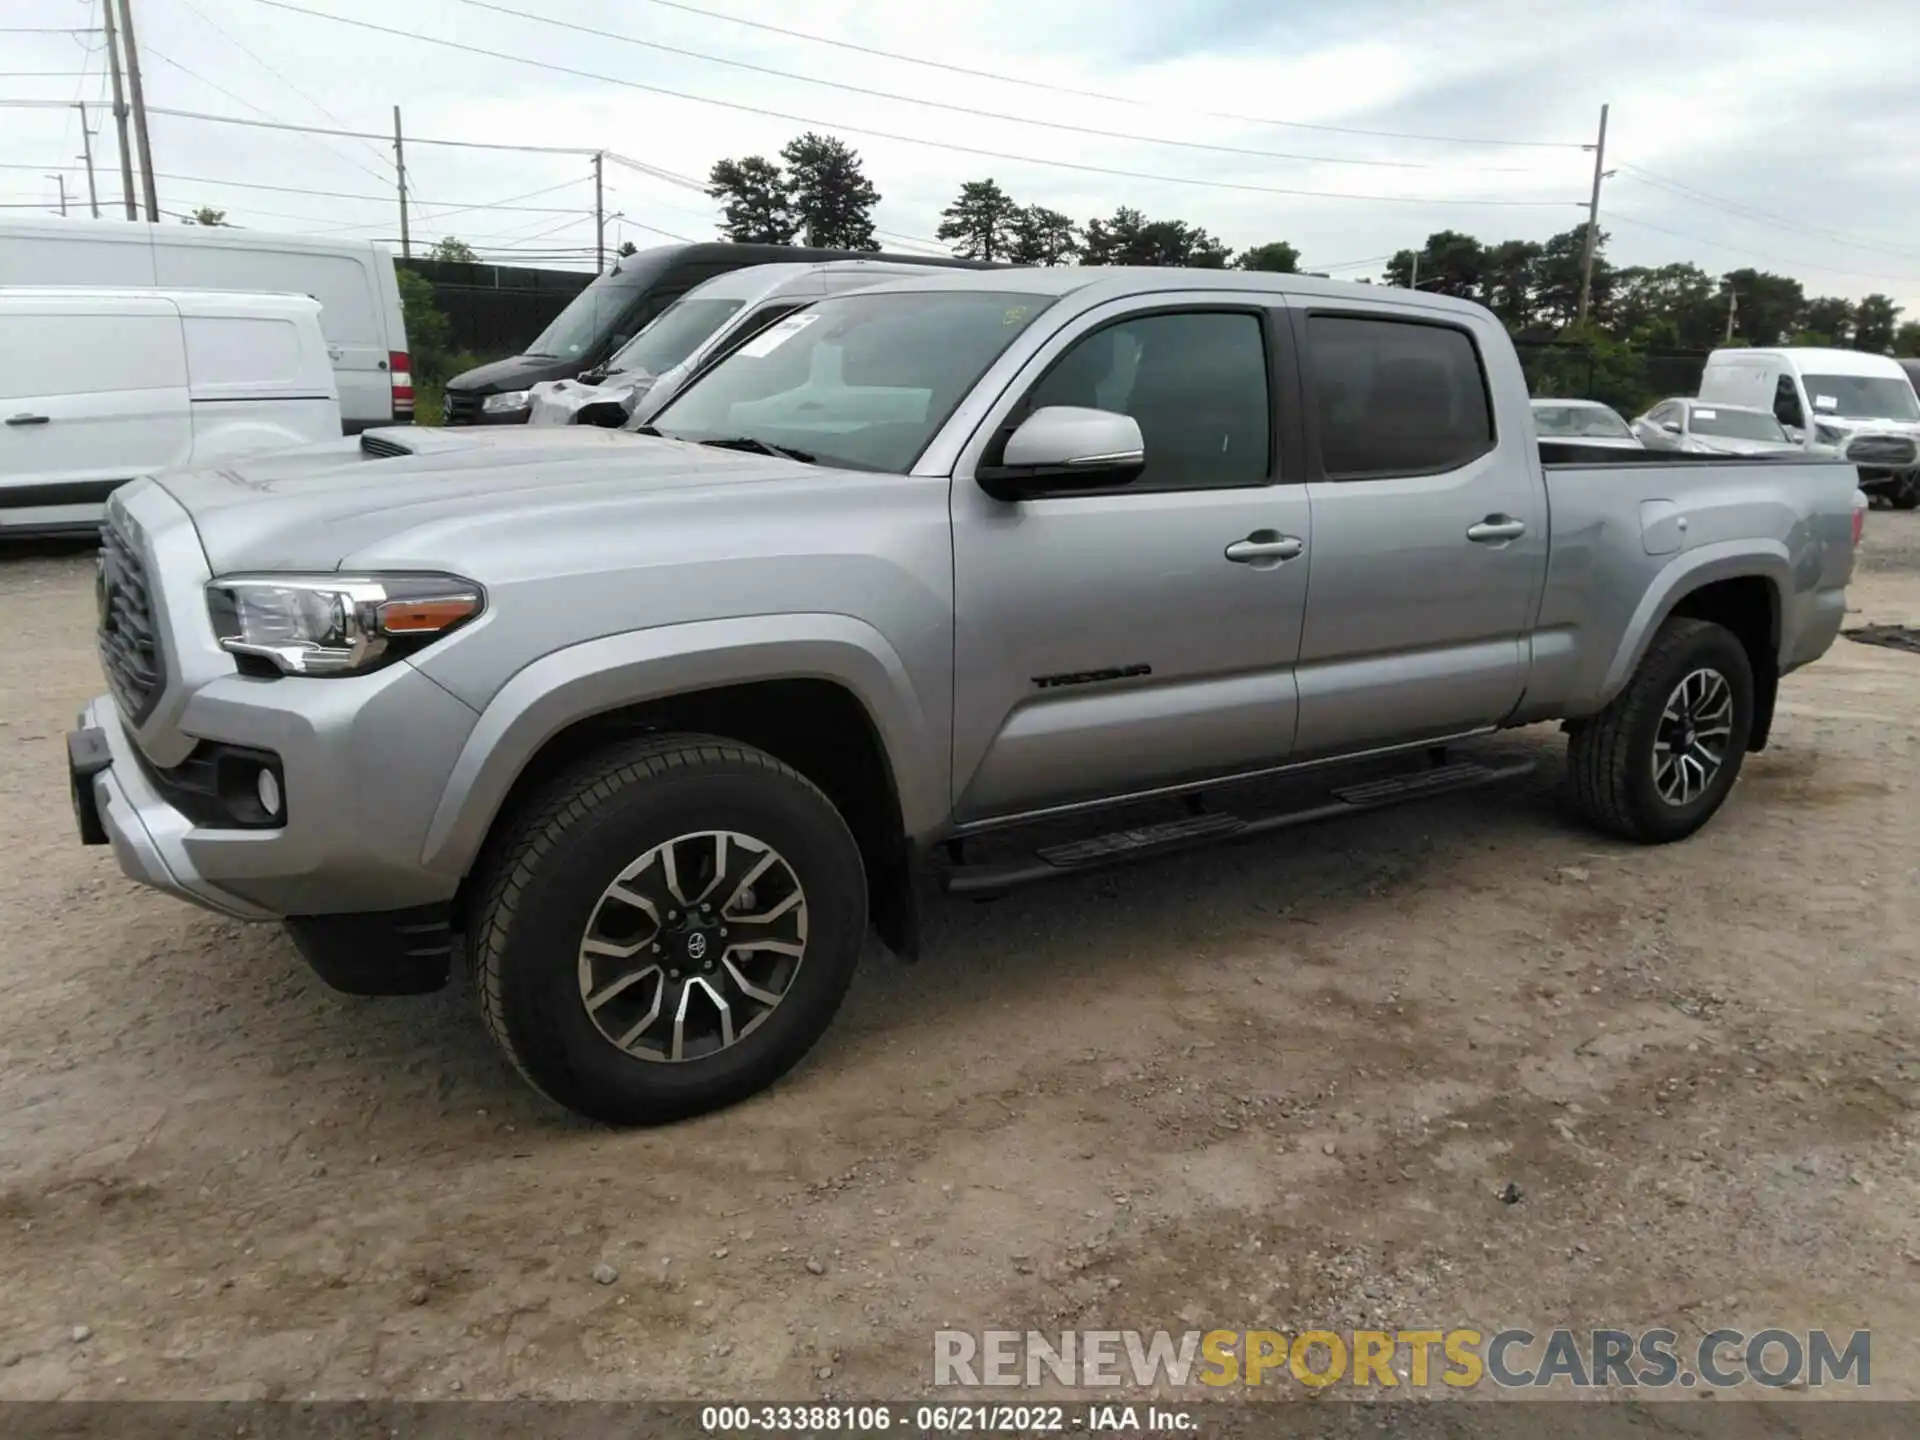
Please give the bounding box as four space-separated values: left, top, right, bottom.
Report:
6 413 50 427
1225 533 1304 564
1466 515 1526 543
327 344 345 361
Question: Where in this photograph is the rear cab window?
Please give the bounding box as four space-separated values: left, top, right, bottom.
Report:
1303 314 1495 478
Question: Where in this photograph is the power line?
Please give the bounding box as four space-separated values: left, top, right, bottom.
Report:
618 0 1586 150
450 0 1550 175
10 159 592 215
0 96 599 157
1615 162 1920 263
140 44 397 188
236 1 1583 210
1607 212 1920 288
169 0 395 175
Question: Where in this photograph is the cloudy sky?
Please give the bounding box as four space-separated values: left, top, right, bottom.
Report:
4 0 1919 312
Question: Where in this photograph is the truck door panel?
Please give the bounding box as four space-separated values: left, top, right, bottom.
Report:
1290 308 1545 755
948 298 1311 823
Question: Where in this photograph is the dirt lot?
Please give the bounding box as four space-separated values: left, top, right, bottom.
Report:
1 515 1917 1405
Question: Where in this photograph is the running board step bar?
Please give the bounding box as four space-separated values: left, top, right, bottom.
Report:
941 756 1536 896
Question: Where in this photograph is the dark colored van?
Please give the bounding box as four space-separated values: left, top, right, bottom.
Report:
441 242 993 424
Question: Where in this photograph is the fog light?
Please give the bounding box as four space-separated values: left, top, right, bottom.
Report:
257 767 282 818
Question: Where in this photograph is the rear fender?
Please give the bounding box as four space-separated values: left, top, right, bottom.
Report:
1597 541 1789 707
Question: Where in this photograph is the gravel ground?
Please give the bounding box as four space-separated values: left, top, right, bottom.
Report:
0 514 1917 1403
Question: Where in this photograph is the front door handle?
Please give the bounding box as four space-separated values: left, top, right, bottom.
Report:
1466 515 1526 543
1225 532 1304 564
6 413 50 427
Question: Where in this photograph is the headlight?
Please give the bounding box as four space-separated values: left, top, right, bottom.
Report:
482 390 531 415
206 574 484 676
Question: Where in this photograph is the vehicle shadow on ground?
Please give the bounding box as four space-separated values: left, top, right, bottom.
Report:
92 729 1592 1132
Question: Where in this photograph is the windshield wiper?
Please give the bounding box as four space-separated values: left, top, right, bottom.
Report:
696 436 816 464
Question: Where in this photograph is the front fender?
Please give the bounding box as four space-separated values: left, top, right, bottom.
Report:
416 612 942 881
1596 539 1790 704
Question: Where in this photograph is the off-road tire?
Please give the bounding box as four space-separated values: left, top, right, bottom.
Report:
1566 617 1754 844
471 733 867 1125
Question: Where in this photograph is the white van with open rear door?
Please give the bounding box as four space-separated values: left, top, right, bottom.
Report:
1699 346 1920 507
0 288 342 535
0 218 409 433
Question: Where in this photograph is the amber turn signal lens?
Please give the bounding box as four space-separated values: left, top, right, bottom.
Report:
376 595 480 634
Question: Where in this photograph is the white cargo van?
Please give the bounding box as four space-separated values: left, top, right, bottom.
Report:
1698 346 1920 506
0 218 408 433
0 288 342 534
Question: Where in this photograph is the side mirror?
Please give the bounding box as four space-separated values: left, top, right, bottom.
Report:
1660 419 1681 434
977 406 1145 502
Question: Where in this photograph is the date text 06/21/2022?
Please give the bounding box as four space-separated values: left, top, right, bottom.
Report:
700 1404 1194 1433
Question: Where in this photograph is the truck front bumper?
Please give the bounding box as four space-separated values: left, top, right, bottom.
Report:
70 694 277 920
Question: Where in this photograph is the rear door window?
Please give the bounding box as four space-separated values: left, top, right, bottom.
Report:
1305 315 1495 479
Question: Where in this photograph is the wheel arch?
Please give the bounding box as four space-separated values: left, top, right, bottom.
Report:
1598 544 1786 751
420 616 942 955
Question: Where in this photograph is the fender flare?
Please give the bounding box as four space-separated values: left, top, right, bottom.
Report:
416 613 941 880
1596 539 1789 706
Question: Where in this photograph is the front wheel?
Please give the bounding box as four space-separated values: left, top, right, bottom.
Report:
1566 617 1754 844
1889 476 1920 511
470 735 867 1125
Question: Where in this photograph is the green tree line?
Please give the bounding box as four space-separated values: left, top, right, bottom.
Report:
704 133 1917 372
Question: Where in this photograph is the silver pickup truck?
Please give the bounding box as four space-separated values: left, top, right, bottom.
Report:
67 269 1861 1125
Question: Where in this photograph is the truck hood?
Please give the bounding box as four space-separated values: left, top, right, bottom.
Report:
150 425 812 573
444 351 590 395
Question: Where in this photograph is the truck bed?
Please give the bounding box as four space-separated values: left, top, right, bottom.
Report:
1513 447 1860 725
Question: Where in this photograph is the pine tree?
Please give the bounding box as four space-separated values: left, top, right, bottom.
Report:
706 156 797 245
781 133 880 250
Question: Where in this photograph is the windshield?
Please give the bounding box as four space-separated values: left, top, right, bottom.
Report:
524 281 640 360
1532 403 1631 438
1800 374 1920 422
605 297 746 377
1688 406 1786 442
644 289 1055 473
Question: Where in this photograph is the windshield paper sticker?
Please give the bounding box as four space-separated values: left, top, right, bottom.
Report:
1693 408 1716 419
737 313 820 358
1814 394 1838 411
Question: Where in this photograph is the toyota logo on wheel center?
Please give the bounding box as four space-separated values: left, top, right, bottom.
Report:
685 932 708 962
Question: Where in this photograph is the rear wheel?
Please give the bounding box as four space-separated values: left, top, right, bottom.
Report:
471 734 867 1125
1890 476 1920 510
1566 617 1754 844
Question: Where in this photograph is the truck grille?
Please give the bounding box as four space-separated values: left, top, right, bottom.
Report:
442 389 481 426
97 520 165 723
1845 435 1918 467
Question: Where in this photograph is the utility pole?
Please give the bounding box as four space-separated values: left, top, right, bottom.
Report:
594 150 605 274
1575 102 1610 331
100 0 136 219
48 174 69 217
116 0 160 221
1724 286 1739 344
393 105 410 259
1409 252 1419 291
76 105 101 218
